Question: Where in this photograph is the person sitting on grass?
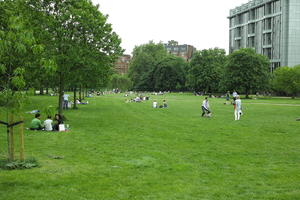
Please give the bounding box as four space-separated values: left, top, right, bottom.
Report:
153 100 158 108
163 99 168 108
43 115 53 131
53 114 64 131
30 113 44 130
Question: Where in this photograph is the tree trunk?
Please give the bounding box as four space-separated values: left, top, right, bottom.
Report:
73 87 77 109
40 88 44 95
19 116 25 161
245 89 250 99
79 85 82 101
46 87 49 95
58 72 64 115
8 113 14 161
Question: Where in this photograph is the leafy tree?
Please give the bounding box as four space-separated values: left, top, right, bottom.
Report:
109 74 133 91
187 48 226 93
128 42 168 91
129 42 187 91
25 0 122 114
0 0 44 161
152 56 187 91
272 65 300 97
224 48 270 98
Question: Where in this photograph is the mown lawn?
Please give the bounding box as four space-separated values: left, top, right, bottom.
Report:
0 93 300 200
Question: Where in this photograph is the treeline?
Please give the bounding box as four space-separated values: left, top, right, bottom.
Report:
126 42 300 98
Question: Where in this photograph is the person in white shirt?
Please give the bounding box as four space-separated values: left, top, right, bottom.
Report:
63 93 70 110
232 91 238 101
234 95 242 120
201 97 211 117
44 115 53 131
152 100 158 108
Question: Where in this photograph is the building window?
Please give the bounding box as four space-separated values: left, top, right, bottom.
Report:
235 27 242 37
235 40 241 49
264 18 272 30
235 14 243 25
248 23 255 34
249 9 256 20
248 37 255 47
263 33 272 45
265 2 272 15
263 48 272 59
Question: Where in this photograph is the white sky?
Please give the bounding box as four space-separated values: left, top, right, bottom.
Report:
92 0 250 55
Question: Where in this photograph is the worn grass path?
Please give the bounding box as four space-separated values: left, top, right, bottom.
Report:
0 93 300 200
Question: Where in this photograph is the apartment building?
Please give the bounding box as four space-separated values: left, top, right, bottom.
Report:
229 0 300 71
164 41 196 61
114 54 131 74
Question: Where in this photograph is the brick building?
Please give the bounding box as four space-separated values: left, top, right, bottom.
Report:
164 41 196 61
114 54 131 74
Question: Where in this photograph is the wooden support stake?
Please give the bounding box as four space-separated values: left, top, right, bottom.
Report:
19 116 25 161
8 113 14 161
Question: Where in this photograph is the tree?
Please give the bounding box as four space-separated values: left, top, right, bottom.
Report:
152 56 187 91
224 48 270 98
187 48 226 93
272 65 300 97
129 42 168 91
109 74 133 91
0 0 44 161
25 0 123 114
128 41 187 91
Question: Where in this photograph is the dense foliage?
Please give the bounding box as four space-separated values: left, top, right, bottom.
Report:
109 74 132 91
223 48 270 98
272 65 300 97
187 48 226 93
128 42 187 91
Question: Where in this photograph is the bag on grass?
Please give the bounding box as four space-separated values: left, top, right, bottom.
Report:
59 124 65 132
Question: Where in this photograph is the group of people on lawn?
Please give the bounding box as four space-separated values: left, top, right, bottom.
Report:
30 113 64 131
201 91 243 120
152 99 168 108
62 93 88 110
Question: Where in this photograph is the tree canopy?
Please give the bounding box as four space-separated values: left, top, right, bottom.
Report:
128 42 187 91
272 65 300 97
223 48 270 98
187 48 226 93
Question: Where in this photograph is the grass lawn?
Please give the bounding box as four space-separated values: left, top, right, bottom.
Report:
0 93 300 200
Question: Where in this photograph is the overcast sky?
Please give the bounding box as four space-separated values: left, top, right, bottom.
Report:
92 0 250 55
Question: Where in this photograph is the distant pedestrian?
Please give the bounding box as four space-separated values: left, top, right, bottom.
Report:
63 93 70 110
232 90 238 101
234 95 242 120
201 97 211 117
225 91 230 105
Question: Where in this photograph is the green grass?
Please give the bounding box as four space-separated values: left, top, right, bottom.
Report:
0 93 300 200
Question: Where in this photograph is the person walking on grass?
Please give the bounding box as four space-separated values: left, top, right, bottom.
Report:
202 97 211 117
234 95 242 120
63 92 70 110
225 91 230 105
